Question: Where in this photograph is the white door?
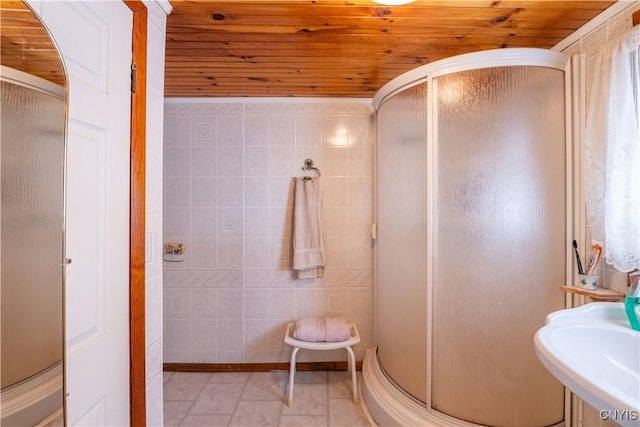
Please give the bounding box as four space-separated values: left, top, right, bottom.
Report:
27 1 133 425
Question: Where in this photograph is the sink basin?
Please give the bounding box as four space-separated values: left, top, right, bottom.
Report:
534 303 640 418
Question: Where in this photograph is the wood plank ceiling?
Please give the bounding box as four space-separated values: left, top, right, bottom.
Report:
165 0 616 98
0 1 619 97
0 0 65 86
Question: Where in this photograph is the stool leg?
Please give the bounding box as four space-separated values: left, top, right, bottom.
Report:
345 346 359 404
287 347 300 406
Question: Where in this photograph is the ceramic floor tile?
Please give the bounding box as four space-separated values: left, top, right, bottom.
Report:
163 401 193 427
228 400 282 426
328 371 358 399
189 382 246 415
279 415 328 427
179 414 232 427
164 372 212 401
164 371 175 384
281 383 327 416
328 398 370 427
241 371 288 400
163 370 372 427
292 371 327 384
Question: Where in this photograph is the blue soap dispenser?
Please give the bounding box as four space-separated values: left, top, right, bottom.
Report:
625 278 640 331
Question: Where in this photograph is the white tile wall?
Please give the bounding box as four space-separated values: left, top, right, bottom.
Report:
163 100 374 364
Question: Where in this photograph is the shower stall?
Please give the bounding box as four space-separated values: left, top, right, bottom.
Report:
1 68 66 427
362 49 571 426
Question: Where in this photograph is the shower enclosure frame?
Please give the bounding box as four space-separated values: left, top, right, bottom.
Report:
363 48 580 427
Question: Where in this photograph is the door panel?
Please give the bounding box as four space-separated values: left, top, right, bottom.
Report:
27 1 134 425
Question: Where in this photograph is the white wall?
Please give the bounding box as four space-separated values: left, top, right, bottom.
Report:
162 99 374 364
145 1 170 426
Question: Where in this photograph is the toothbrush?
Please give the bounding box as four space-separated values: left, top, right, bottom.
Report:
572 240 584 275
585 244 602 276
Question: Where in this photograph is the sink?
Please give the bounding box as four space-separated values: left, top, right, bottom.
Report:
534 303 640 420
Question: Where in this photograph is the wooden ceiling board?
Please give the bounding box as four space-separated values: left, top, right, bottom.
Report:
165 0 616 98
0 0 65 86
1 0 619 98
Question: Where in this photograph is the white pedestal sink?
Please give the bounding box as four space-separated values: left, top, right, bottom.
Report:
534 303 640 426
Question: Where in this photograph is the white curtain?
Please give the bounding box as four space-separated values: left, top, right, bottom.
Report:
584 25 640 273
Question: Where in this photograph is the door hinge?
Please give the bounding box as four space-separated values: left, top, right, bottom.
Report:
130 63 137 93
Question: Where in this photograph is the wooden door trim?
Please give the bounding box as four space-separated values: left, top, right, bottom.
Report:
124 1 147 426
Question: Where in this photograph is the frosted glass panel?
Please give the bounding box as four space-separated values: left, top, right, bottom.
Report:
431 66 566 426
376 83 428 403
1 81 65 388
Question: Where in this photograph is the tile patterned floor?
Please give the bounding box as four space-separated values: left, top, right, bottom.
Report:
163 371 372 427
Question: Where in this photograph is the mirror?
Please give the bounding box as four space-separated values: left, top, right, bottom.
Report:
0 1 66 426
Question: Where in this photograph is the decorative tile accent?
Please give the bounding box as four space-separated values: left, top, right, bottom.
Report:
321 269 373 286
223 214 237 232
250 151 264 170
276 244 289 262
164 270 243 288
197 122 211 139
172 295 185 313
329 295 342 313
243 102 373 116
242 269 302 288
250 327 266 344
165 103 243 116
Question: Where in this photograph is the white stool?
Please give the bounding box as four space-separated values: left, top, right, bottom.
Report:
283 322 361 406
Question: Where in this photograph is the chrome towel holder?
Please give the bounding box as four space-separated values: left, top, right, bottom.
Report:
301 158 321 179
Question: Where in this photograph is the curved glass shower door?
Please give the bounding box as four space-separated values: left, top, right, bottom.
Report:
431 66 566 426
376 82 429 403
374 51 569 427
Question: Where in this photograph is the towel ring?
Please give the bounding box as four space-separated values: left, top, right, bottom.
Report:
301 158 321 179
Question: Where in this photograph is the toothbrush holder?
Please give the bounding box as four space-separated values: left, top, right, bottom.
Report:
578 274 599 291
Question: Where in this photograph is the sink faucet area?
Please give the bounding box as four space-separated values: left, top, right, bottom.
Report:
534 303 640 426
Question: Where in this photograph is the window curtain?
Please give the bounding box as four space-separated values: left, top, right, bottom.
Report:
584 25 640 272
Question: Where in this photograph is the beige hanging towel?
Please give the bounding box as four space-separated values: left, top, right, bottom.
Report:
292 177 325 279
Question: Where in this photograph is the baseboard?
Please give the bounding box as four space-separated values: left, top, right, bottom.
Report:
164 361 363 372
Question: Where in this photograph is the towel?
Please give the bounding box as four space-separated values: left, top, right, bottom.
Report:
293 317 351 342
292 177 325 279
